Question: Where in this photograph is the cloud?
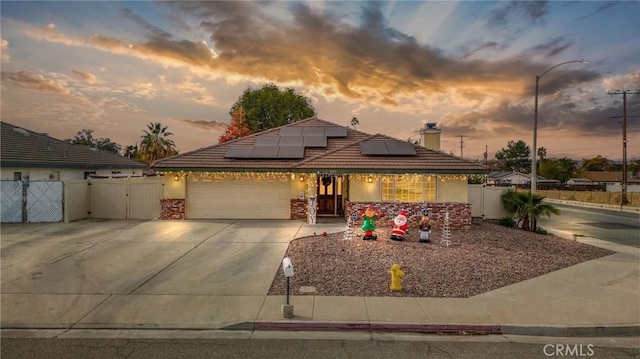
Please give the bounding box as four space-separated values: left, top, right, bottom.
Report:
461 41 500 59
193 95 216 105
119 8 172 39
72 70 98 84
602 68 640 91
487 1 550 29
1 38 9 61
25 23 83 46
527 37 573 58
1 70 71 95
576 3 617 21
172 118 227 131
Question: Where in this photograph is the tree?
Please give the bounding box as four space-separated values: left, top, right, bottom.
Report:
501 190 560 232
350 117 360 129
581 155 612 171
138 122 178 164
65 129 122 155
219 107 253 143
229 84 316 134
539 157 577 183
124 144 139 159
495 140 531 172
537 147 547 163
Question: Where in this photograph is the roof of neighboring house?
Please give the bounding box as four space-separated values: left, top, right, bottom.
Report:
583 171 640 183
152 118 489 174
487 171 551 181
568 178 592 183
1 122 147 170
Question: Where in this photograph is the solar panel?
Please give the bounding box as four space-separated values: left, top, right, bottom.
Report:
359 141 388 155
277 146 305 159
385 141 417 155
302 127 324 136
250 146 279 158
254 136 280 146
279 127 302 136
278 136 303 146
324 126 347 137
303 136 327 147
224 146 253 158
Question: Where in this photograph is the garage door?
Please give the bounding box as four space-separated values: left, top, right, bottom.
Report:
186 179 290 219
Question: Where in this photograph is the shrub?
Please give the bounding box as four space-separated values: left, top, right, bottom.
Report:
499 216 516 228
534 226 548 235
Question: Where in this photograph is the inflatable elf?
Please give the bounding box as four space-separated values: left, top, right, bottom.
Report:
360 205 379 240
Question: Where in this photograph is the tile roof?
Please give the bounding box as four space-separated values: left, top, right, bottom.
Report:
1 122 147 169
583 171 640 183
152 117 489 174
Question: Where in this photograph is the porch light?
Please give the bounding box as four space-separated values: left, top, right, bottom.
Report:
367 175 373 183
173 174 180 181
299 175 305 182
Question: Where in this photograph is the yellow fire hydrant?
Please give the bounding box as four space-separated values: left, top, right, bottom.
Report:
389 264 404 291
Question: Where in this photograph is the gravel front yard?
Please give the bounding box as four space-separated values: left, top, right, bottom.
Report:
268 221 614 298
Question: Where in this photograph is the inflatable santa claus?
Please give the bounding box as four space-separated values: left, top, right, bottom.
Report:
390 209 409 241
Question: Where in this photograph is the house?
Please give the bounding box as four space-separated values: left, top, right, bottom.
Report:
151 118 489 229
582 171 640 192
487 171 557 186
0 121 148 181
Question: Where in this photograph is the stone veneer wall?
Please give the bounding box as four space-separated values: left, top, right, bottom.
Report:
344 201 472 230
290 199 307 220
160 199 185 220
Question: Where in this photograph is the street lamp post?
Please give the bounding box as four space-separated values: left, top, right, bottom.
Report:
531 59 588 194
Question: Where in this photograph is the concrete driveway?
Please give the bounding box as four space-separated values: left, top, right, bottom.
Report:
1 219 341 329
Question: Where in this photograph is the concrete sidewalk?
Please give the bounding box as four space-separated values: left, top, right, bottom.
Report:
1 219 638 339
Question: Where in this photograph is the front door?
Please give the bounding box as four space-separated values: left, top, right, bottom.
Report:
317 175 342 216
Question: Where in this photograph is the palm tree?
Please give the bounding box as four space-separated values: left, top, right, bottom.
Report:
501 190 560 231
350 117 359 129
139 122 178 163
124 144 139 159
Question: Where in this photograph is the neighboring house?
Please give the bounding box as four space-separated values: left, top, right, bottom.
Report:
487 171 556 186
582 171 640 192
152 118 489 228
582 171 640 185
1 121 148 181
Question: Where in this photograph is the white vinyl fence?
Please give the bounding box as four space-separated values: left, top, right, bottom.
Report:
468 184 511 220
1 177 164 223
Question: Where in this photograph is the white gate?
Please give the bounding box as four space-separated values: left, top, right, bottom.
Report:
27 181 63 222
89 177 163 220
1 180 23 223
468 184 511 219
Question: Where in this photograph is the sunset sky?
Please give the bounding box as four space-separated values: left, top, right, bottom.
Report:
1 1 638 161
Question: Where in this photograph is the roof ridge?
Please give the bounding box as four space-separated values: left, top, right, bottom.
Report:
292 133 379 168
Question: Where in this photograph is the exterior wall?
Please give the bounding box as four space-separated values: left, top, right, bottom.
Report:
164 174 186 199
348 177 381 202
437 177 468 203
607 183 640 193
345 201 472 230
290 176 307 200
160 199 185 219
1 167 140 181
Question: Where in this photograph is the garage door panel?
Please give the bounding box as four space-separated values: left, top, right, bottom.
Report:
187 180 290 219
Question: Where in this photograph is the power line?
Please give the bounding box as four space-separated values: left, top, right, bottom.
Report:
455 135 467 158
607 89 640 207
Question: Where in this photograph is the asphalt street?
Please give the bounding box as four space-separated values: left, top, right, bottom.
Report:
538 203 640 248
2 337 639 359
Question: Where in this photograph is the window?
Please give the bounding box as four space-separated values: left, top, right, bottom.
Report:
381 175 435 202
13 172 21 181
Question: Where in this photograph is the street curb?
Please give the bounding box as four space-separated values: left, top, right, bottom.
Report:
254 321 501 335
543 198 640 213
251 322 640 337
501 325 640 337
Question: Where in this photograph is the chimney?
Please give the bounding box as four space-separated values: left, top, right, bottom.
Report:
420 123 441 151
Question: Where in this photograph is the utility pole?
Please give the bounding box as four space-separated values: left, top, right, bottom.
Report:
455 135 467 158
484 145 488 165
608 89 640 207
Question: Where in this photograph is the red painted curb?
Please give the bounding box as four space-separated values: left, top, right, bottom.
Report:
254 321 501 334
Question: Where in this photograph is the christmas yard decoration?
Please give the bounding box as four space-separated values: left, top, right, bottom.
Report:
390 209 409 241
441 210 452 247
419 208 432 243
361 205 379 240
